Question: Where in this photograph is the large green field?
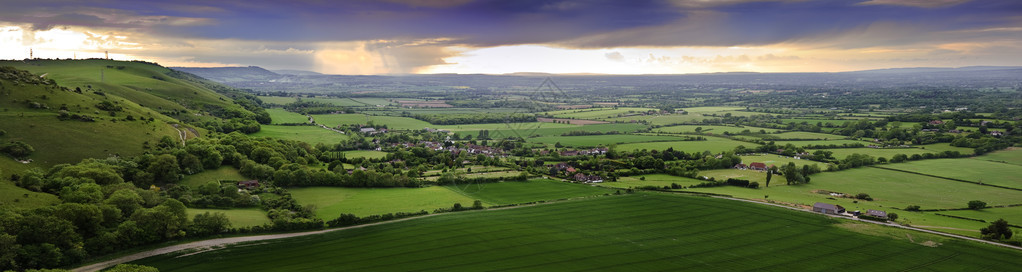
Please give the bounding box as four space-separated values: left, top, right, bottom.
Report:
340 150 389 159
604 174 706 189
466 123 647 139
0 180 60 210
249 125 349 145
311 114 431 130
655 125 779 134
544 107 657 119
526 134 686 147
616 137 755 153
289 187 479 219
186 208 271 228
975 148 1022 166
446 179 612 204
134 193 1022 271
878 158 1022 189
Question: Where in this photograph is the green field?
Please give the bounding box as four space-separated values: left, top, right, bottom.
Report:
757 131 846 140
655 125 779 134
463 123 647 139
801 168 1022 209
975 148 1022 166
604 174 705 189
781 119 857 125
0 180 60 210
878 158 1022 189
341 150 389 160
616 137 755 153
770 139 871 147
311 114 431 130
186 208 271 228
289 187 479 219
180 166 248 188
135 193 1022 271
813 147 940 160
544 107 657 119
265 108 309 124
446 178 611 204
526 134 686 147
940 206 1022 226
249 125 349 145
256 96 298 105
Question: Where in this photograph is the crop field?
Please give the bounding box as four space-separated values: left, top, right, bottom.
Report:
877 158 1022 189
974 148 1022 166
289 186 478 218
446 178 611 204
526 134 686 147
186 208 271 228
617 137 755 153
604 174 706 189
180 166 247 188
250 125 349 145
265 108 309 124
0 180 60 210
134 193 1022 271
341 150 389 159
655 125 779 134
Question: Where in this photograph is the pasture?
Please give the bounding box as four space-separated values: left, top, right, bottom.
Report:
770 139 871 147
186 208 271 228
180 166 247 188
311 114 431 130
604 174 705 189
616 137 755 153
0 180 60 210
265 108 309 124
446 178 611 204
878 158 1022 189
974 148 1022 166
134 193 1022 271
813 147 942 160
249 125 349 145
289 186 478 218
464 123 647 139
341 150 389 160
526 134 686 147
756 131 846 140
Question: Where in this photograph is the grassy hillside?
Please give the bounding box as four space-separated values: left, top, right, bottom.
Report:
134 193 1022 271
0 67 180 168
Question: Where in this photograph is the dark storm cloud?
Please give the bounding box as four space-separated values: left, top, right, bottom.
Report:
2 0 1019 48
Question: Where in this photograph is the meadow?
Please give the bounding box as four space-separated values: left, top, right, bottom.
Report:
186 208 271 228
878 158 1022 189
974 148 1022 166
655 125 779 134
0 180 60 210
311 114 431 130
249 125 349 145
445 178 612 204
603 174 706 189
813 147 944 160
465 123 647 139
289 186 479 219
755 131 847 140
134 193 1022 271
340 150 389 159
525 134 687 147
180 166 247 188
616 137 756 153
265 108 309 124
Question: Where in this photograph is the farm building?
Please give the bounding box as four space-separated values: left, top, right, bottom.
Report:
733 163 747 169
749 162 767 171
813 202 844 215
866 209 888 219
573 173 604 183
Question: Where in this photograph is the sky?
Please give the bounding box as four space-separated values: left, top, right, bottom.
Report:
0 0 1020 75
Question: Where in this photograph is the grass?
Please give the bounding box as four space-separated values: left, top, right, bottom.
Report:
340 150 389 159
249 125 349 145
134 193 1022 271
289 186 479 219
445 178 612 205
805 168 1022 209
544 107 657 119
603 174 705 189
616 137 755 153
770 139 872 147
458 123 647 139
940 206 1022 226
0 180 60 210
813 147 947 160
180 167 247 188
879 158 1022 189
265 108 309 124
526 134 687 147
756 131 846 140
186 208 271 228
311 114 431 130
974 148 1022 166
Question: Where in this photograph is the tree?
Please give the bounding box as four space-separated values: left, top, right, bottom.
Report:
105 189 144 217
968 200 987 210
147 154 180 183
765 170 772 187
106 264 160 272
473 200 484 209
189 212 231 236
905 205 921 211
0 141 34 158
980 219 1013 240
887 213 899 221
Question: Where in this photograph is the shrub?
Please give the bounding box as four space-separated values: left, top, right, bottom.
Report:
968 200 987 210
855 193 873 201
905 205 921 211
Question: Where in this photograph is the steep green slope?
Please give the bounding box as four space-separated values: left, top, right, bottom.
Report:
0 66 181 168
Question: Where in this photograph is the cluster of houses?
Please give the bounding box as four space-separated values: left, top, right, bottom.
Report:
392 141 506 157
548 162 603 183
358 127 388 135
733 162 771 171
813 202 889 220
572 173 604 183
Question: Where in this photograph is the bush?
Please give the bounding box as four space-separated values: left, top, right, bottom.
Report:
855 193 873 201
968 200 987 210
1 140 34 158
905 205 921 211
